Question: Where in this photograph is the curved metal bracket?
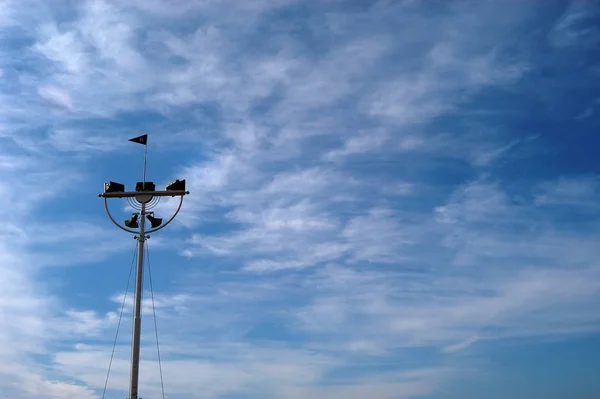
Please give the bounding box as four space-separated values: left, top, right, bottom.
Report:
103 197 140 235
146 195 184 234
103 195 185 235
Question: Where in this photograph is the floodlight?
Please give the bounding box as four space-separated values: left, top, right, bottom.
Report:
146 215 163 228
135 181 156 192
124 214 139 228
104 181 125 193
166 179 185 191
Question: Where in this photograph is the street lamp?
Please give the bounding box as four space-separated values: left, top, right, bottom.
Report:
99 135 189 399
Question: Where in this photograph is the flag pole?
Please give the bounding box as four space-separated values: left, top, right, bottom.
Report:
128 134 149 190
125 133 150 399
130 134 147 399
143 141 148 188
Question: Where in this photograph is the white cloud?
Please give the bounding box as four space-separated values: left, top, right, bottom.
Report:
291 179 600 354
434 180 513 225
442 336 479 353
278 368 448 399
342 208 415 264
54 343 334 399
47 129 122 152
535 176 599 208
549 1 600 48
0 241 97 398
38 85 72 110
324 130 389 161
296 262 600 353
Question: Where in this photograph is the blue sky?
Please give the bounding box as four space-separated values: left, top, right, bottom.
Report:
1 0 600 398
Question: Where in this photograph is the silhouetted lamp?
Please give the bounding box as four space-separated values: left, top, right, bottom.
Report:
166 179 186 191
136 181 156 192
124 214 139 228
146 214 163 228
104 181 125 193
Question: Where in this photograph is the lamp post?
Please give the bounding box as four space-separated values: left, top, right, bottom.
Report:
100 173 189 399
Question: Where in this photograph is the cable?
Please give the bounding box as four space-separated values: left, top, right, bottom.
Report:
102 243 137 399
146 240 166 399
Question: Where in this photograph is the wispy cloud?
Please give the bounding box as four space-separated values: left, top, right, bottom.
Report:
549 0 600 48
37 85 72 111
534 175 599 208
47 129 123 153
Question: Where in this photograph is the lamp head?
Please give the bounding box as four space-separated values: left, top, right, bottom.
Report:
136 181 156 192
146 215 163 228
166 179 185 191
124 214 139 228
104 181 125 193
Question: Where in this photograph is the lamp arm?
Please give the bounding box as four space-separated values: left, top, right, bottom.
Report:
103 198 140 235
146 195 185 234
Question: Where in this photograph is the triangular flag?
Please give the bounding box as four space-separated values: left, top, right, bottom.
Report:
129 134 148 145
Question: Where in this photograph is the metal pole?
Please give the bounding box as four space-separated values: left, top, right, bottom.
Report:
142 144 148 189
129 203 146 399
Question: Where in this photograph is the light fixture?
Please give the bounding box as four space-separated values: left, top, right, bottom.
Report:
124 214 139 228
166 179 185 191
136 181 156 192
104 181 125 193
146 215 163 228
